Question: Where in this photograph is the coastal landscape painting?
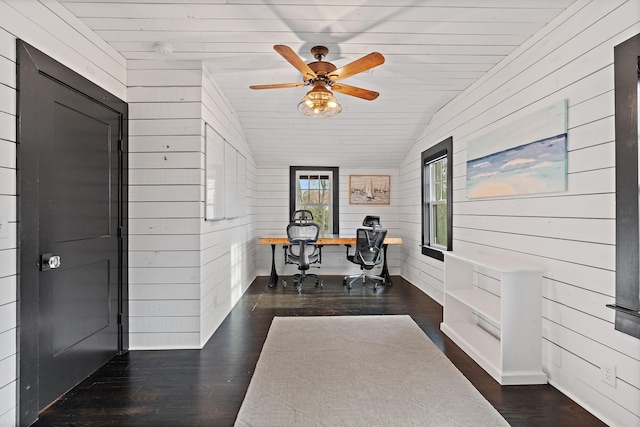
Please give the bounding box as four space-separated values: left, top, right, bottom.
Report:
349 175 390 205
466 100 568 198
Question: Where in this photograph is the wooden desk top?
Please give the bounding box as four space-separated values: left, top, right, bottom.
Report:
258 236 403 245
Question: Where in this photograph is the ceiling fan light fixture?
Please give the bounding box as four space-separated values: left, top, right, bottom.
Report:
297 85 342 117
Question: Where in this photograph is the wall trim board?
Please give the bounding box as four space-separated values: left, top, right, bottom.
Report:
614 31 640 339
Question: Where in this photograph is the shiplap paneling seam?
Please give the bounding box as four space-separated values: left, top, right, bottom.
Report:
453 225 614 248
428 0 617 140
419 14 629 157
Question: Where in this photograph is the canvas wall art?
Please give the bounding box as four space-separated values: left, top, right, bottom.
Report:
349 175 390 205
466 100 568 198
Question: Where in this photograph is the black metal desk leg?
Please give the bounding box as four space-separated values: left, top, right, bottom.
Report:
381 244 393 286
268 244 279 288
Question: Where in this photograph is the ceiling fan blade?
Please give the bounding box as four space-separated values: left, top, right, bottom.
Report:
273 45 317 80
329 52 385 82
332 83 379 101
250 82 307 90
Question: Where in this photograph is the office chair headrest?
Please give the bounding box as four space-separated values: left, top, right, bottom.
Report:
292 210 314 223
362 215 381 229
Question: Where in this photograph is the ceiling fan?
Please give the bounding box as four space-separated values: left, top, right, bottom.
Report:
250 45 385 117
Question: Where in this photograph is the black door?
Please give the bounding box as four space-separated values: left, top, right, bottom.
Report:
37 76 121 406
17 41 128 425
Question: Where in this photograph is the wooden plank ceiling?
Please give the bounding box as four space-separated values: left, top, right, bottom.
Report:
58 0 576 168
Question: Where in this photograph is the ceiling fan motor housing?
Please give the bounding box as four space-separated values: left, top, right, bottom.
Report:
307 61 337 85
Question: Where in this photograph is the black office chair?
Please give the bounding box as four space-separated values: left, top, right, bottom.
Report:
283 219 323 293
284 209 322 270
343 217 388 291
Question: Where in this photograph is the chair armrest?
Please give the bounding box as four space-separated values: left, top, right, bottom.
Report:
344 244 352 257
283 245 293 265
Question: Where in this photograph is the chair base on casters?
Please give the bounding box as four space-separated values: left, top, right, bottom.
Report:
282 272 323 293
343 272 386 292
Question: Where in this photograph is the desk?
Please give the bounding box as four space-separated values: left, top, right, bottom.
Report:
258 235 403 288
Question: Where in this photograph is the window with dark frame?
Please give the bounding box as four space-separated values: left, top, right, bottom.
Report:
290 166 339 235
613 32 640 339
421 137 453 261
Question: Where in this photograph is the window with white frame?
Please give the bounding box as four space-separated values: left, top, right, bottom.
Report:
290 166 339 234
428 155 448 248
421 137 452 260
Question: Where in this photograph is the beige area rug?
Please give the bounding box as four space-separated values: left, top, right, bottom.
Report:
234 315 509 426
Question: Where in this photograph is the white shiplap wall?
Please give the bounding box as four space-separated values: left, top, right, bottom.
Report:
128 60 205 349
0 1 128 425
128 60 257 349
255 167 402 280
200 65 256 346
0 26 16 427
399 1 640 426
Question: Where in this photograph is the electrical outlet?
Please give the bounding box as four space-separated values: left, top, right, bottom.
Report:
601 362 617 387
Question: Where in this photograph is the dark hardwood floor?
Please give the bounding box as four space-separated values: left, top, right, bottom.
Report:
33 276 606 426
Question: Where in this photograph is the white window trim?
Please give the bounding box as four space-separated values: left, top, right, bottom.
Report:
295 170 333 232
428 155 447 250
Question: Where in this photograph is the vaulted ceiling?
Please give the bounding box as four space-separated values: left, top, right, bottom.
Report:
58 0 577 168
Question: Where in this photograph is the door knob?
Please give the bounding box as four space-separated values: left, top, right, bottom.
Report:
40 253 61 271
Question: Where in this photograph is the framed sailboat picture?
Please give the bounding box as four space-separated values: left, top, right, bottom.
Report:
349 175 390 205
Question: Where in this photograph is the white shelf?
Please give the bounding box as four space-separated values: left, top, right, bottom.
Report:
446 288 501 324
440 251 547 385
444 250 542 273
441 321 501 374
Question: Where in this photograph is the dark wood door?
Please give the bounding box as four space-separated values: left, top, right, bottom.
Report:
17 41 128 425
37 77 121 407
